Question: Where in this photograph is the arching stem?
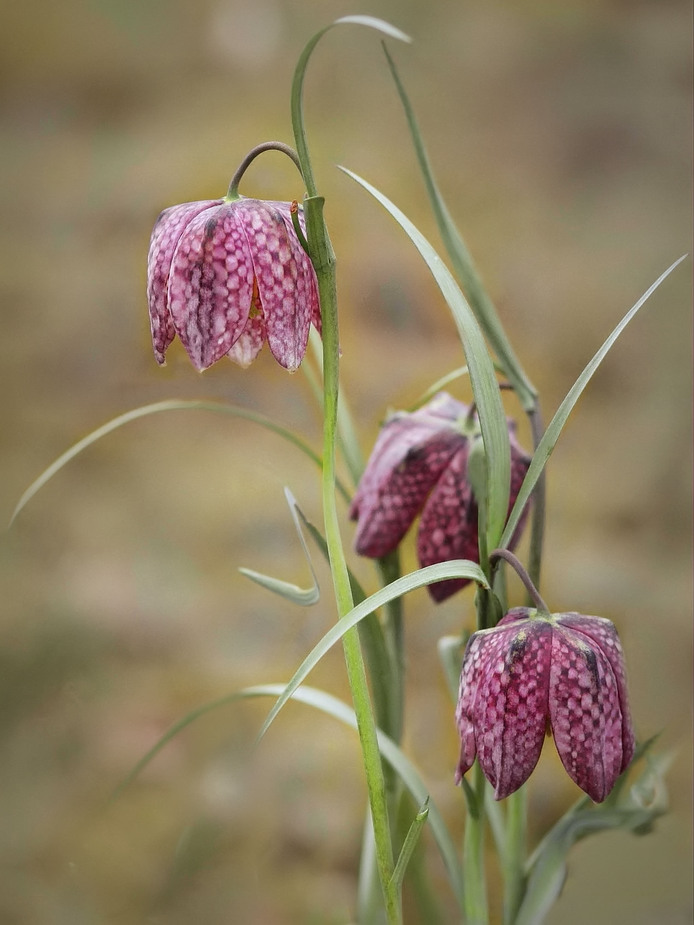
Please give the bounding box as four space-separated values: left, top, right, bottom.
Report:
226 141 304 199
489 548 549 612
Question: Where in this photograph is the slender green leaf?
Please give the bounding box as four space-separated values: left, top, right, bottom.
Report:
9 399 346 526
238 488 320 605
113 683 464 911
292 17 410 199
257 560 488 745
296 509 396 739
408 366 469 411
111 692 243 801
340 166 511 551
500 255 688 549
382 44 537 412
518 743 670 925
437 635 465 702
252 686 464 910
307 327 365 485
389 799 430 894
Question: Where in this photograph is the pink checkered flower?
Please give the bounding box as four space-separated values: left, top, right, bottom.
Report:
455 607 635 802
147 197 320 372
349 392 530 602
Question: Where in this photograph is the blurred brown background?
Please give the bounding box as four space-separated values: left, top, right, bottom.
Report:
1 0 691 922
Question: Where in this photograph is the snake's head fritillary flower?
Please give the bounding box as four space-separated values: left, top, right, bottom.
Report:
349 392 531 602
147 197 320 372
455 607 635 802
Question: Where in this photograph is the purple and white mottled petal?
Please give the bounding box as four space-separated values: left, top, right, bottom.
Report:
470 622 548 798
233 201 310 371
424 392 470 425
351 414 447 521
350 394 469 528
353 428 464 558
549 623 624 802
455 631 488 783
167 203 255 371
457 615 551 799
417 445 477 601
147 199 221 364
227 307 266 368
418 438 530 602
272 203 322 334
556 613 635 773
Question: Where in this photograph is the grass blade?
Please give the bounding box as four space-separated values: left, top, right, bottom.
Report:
340 166 511 552
500 255 688 549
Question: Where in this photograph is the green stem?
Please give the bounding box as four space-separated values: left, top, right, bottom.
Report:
376 550 404 747
503 788 528 924
462 763 489 925
311 198 398 923
292 34 398 917
526 406 546 596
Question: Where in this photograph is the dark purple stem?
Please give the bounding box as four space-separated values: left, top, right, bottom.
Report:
489 548 549 612
227 141 304 199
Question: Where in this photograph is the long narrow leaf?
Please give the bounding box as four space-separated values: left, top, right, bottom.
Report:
296 509 396 739
291 17 411 199
382 44 537 412
389 798 430 894
252 685 464 910
238 488 320 605
500 255 687 549
112 683 464 910
340 166 511 551
518 742 669 925
10 399 344 526
256 560 488 743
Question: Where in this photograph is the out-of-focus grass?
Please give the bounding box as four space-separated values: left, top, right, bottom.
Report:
1 1 691 922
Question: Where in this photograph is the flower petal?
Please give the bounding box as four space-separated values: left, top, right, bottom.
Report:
166 202 255 371
352 425 464 558
555 613 635 774
147 199 221 364
416 437 530 602
275 203 322 336
227 293 266 368
350 394 468 558
457 613 551 799
549 622 625 802
417 446 477 601
235 200 316 371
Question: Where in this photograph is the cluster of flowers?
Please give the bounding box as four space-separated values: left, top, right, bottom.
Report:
147 191 635 803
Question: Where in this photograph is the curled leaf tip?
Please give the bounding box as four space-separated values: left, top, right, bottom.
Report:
333 15 412 43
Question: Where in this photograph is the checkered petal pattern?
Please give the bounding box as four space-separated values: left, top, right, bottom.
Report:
455 607 635 802
351 393 531 601
146 197 320 372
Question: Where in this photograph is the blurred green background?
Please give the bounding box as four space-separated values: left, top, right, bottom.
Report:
1 0 691 922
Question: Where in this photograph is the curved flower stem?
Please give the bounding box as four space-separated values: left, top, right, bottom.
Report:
226 141 303 199
489 548 549 613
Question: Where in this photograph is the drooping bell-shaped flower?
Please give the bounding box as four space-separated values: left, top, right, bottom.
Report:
455 607 635 802
147 196 320 372
349 392 531 602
